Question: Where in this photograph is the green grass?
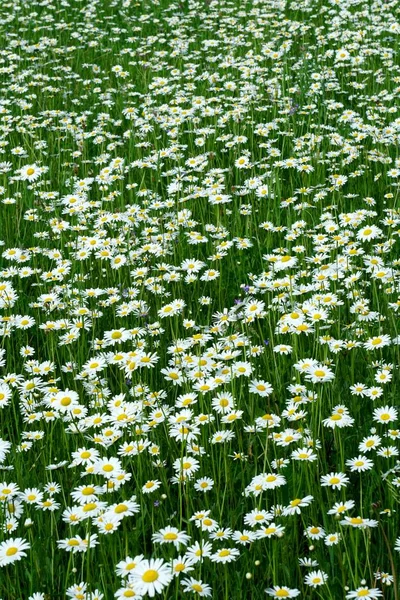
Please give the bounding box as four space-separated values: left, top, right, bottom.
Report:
0 0 400 598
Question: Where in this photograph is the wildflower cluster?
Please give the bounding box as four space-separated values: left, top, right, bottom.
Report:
0 0 399 598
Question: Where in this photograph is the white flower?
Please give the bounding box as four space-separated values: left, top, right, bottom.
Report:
0 537 30 567
130 558 173 597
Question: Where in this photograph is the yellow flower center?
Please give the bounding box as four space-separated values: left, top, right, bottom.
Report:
314 369 325 377
142 569 159 583
290 499 302 507
264 527 276 535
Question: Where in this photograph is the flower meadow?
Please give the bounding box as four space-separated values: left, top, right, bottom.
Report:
0 0 400 597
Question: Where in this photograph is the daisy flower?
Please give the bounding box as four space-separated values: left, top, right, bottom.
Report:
345 587 382 599
305 525 325 540
363 335 391 350
256 523 285 539
356 225 382 241
115 555 144 578
0 537 30 567
130 558 173 597
0 482 19 500
141 480 161 494
374 571 394 585
108 499 140 518
194 477 214 492
196 516 219 533
304 570 328 587
359 435 381 453
114 585 142 599
93 457 123 479
185 541 212 563
320 472 349 490
181 578 212 597
19 164 42 181
244 509 272 527
171 555 195 577
346 456 374 472
305 364 335 383
325 533 341 546
283 495 314 516
249 379 273 397
291 448 318 462
52 389 80 413
273 344 293 355
340 516 378 528
327 500 355 516
231 530 256 545
96 514 122 535
152 526 190 549
210 547 240 563
265 586 300 598
211 392 235 414
173 456 200 477
373 405 397 424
